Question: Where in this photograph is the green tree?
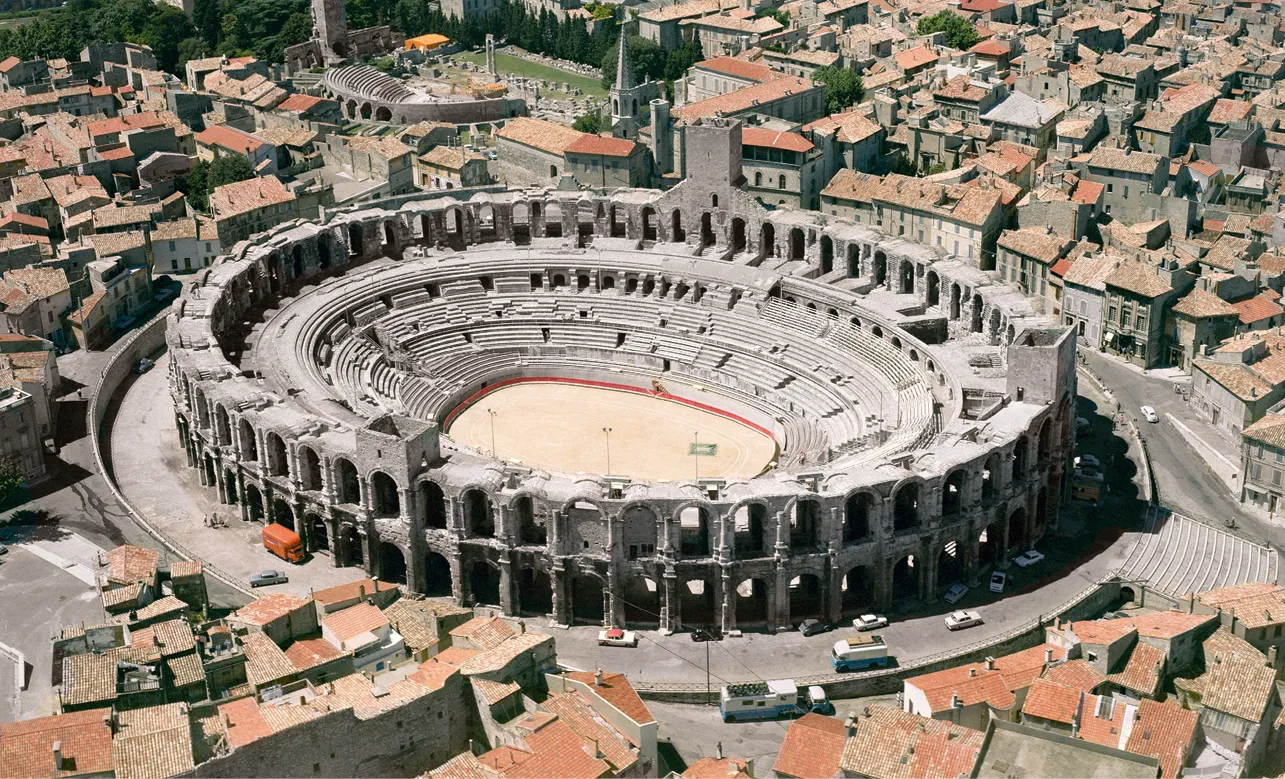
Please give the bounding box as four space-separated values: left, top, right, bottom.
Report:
178 158 209 211
140 5 196 73
193 0 221 48
887 153 916 176
218 12 249 54
207 154 255 189
0 456 28 513
600 35 664 88
915 10 979 51
176 36 208 71
812 64 864 114
572 113 601 133
757 7 789 26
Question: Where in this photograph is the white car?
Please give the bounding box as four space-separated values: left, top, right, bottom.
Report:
597 628 638 647
990 572 1007 593
943 583 969 604
853 614 889 631
1141 405 1159 423
1074 454 1100 469
945 610 983 630
1014 549 1045 568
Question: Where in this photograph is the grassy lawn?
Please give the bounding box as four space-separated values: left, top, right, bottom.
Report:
0 7 60 29
453 50 606 98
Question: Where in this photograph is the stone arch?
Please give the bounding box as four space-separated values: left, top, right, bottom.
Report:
622 575 661 626
468 558 501 606
942 469 967 516
950 282 961 319
382 220 398 257
641 205 657 241
215 405 231 446
731 217 746 253
347 223 363 257
844 491 873 542
971 294 984 332
671 209 685 242
299 447 323 491
272 500 293 531
761 222 775 257
926 270 940 307
571 570 606 625
513 494 544 545
374 106 392 122
680 573 718 629
893 480 921 531
789 228 805 261
979 521 1003 567
423 550 452 597
790 497 820 550
378 541 407 584
873 251 887 285
891 554 918 600
511 202 530 244
1037 418 1052 462
820 235 833 273
620 503 659 562
937 541 964 591
238 418 258 462
420 480 448 529
899 260 915 294
700 212 715 247
370 471 400 518
1007 507 1028 549
340 525 363 567
846 243 860 277
788 572 824 621
839 564 874 617
244 483 265 522
306 512 327 550
982 453 1000 499
1012 437 1029 479
988 308 1002 345
517 564 551 615
463 489 495 537
292 244 304 278
735 577 770 625
677 504 714 557
265 432 289 478
334 458 360 505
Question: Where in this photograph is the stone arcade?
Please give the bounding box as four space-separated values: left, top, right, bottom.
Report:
168 118 1075 634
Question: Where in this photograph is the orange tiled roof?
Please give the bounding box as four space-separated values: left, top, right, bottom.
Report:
773 713 846 779
565 134 637 157
1042 658 1105 692
1106 640 1164 697
322 602 388 643
839 705 985 778
0 708 115 779
565 670 655 725
1022 679 1083 724
1125 698 1198 778
740 127 814 152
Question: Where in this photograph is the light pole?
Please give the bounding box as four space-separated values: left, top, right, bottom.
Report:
487 408 497 458
603 426 613 474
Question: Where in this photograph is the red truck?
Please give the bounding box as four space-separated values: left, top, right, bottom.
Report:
262 523 304 563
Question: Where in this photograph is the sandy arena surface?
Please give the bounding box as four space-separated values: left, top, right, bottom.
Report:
447 381 777 481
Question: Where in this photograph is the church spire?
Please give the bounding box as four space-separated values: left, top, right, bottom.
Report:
615 34 634 92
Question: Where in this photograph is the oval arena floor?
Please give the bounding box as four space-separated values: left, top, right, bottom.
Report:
446 379 778 481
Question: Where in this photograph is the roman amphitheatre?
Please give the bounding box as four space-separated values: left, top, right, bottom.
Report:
166 118 1075 633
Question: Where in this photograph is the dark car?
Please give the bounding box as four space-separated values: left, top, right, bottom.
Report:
691 628 722 642
798 619 830 637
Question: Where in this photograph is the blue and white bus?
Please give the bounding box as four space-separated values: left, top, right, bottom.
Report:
719 680 804 722
831 635 890 672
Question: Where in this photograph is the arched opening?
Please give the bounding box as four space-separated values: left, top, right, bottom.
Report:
844 492 872 542
678 507 712 557
927 271 940 307
937 541 963 591
238 419 258 462
469 560 501 606
988 309 1002 345
424 551 452 597
204 455 216 488
340 525 363 567
374 106 392 122
732 504 767 556
300 447 322 491
839 566 873 617
335 458 360 505
378 542 407 585
847 243 860 277
789 228 805 261
464 490 494 537
382 221 397 257
1118 586 1138 608
735 578 769 625
1005 322 1016 345
899 261 915 294
700 212 714 247
892 555 918 600
307 513 328 551
515 496 544 545
571 574 605 624
761 222 775 257
271 500 293 530
971 294 984 332
244 484 264 522
291 245 304 278
420 481 447 530
982 455 999 499
347 223 363 257
680 576 717 628
542 201 562 238
893 482 920 531
264 433 289 478
511 203 530 245
446 208 465 247
1037 419 1052 463
1012 438 1029 479
791 499 819 550
1008 508 1027 550
820 235 833 273
517 565 551 615
788 573 823 621
359 103 372 120
371 472 400 518
731 217 746 253
942 470 966 516
873 252 887 285
1036 488 1049 534
641 206 657 241
978 523 1002 567
671 210 685 242
950 283 961 320
318 236 333 270
216 406 231 446
623 576 661 626
609 205 626 237
223 469 237 503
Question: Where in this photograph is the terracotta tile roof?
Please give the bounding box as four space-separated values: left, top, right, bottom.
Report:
1123 612 1216 639
429 752 498 779
460 632 554 676
1076 697 1130 750
0 708 114 778
1087 146 1165 175
111 703 194 779
993 644 1067 691
1106 640 1164 697
905 663 1016 713
1197 582 1283 609
934 74 990 102
495 117 584 156
505 717 613 778
240 631 297 687
971 39 1011 56
1179 628 1274 723
420 145 486 169
683 757 753 778
1042 658 1105 692
276 93 325 113
323 602 389 643
218 697 272 748
312 577 398 607
1125 699 1198 778
60 654 117 708
673 76 816 122
432 646 480 666
773 713 846 778
1065 619 1136 645
231 593 311 626
639 0 737 22
565 134 637 157
566 670 655 725
283 636 346 672
150 218 198 242
407 659 458 692
345 135 413 160
1071 179 1104 205
1103 261 1172 297
104 544 159 586
1022 678 1084 724
692 57 782 83
1172 288 1239 318
472 677 523 705
1194 359 1274 401
381 599 448 651
1208 98 1252 124
210 175 294 219
895 46 939 71
998 228 1073 263
838 705 985 778
195 124 266 155
740 127 814 152
542 692 638 773
1242 414 1285 446
165 652 205 689
1230 290 1283 324
450 616 516 650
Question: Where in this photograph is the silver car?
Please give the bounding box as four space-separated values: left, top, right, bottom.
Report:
250 569 288 588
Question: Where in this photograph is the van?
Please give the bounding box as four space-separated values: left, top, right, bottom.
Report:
262 523 304 563
831 636 889 672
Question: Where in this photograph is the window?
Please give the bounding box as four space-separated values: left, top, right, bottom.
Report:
1087 651 1098 662
1107 183 1113 193
1123 186 1129 198
779 175 786 189
1273 470 1280 487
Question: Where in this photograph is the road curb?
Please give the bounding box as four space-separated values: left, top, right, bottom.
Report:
0 638 24 694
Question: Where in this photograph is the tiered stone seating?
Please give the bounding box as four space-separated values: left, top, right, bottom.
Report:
1118 512 1279 597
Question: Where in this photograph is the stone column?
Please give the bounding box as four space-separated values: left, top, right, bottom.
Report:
827 564 845 624
718 566 732 634
360 524 376 577
773 565 791 632
660 569 676 635
237 471 249 522
551 562 569 627
874 560 893 609
498 554 514 616
326 510 341 566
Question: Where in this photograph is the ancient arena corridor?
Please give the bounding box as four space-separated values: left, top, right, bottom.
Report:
446 379 778 481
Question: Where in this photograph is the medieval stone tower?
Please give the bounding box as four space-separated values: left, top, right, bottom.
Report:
610 36 646 139
313 0 349 63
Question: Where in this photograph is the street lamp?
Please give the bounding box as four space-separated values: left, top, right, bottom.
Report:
487 408 498 458
603 426 613 474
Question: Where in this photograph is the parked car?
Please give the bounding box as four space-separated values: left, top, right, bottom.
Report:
250 569 288 588
990 572 1007 593
853 614 889 631
1014 549 1045 568
945 610 984 630
135 357 154 374
798 619 830 637
0 543 7 555
1075 454 1101 469
1141 405 1158 423
691 628 722 642
943 583 969 604
598 628 639 647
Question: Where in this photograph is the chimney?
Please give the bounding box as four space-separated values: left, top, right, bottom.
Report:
518 620 526 634
968 667 977 677
52 741 63 772
716 741 724 760
845 714 857 734
358 584 366 602
984 657 994 670
951 691 961 708
595 668 604 686
1045 647 1054 663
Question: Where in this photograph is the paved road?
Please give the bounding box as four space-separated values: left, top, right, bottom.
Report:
1080 350 1282 563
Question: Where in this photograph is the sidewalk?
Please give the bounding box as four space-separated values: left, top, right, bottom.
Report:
1165 413 1240 496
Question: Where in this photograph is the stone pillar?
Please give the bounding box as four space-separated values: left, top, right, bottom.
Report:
498 553 514 616
827 564 845 624
607 565 622 628
360 523 376 577
295 499 309 549
718 566 732 634
660 568 676 635
237 471 249 521
213 457 226 503
874 559 893 609
920 538 937 601
551 562 569 627
326 510 341 567
773 565 791 632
